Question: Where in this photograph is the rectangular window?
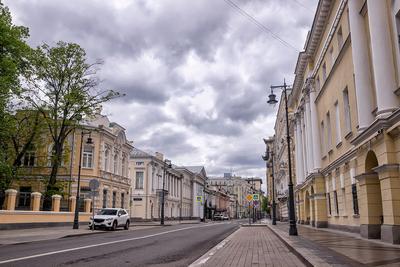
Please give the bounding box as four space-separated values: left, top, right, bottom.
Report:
322 62 327 81
82 146 93 168
23 151 36 167
343 88 351 133
326 112 332 150
334 190 339 215
337 26 344 48
135 171 144 189
112 192 116 208
334 102 342 144
102 189 108 208
352 184 359 215
327 192 332 215
121 193 124 209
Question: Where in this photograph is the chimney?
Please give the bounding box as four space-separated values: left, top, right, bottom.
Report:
155 152 164 161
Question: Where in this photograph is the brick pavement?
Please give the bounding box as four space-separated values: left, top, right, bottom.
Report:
193 226 306 267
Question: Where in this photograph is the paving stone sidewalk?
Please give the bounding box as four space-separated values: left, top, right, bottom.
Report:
191 226 306 267
269 221 400 267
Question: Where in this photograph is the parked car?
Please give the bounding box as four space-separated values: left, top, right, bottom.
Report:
213 214 225 221
222 215 229 220
89 208 130 230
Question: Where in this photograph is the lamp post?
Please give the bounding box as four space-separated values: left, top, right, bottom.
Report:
73 130 93 229
267 79 298 236
160 159 172 225
262 146 276 225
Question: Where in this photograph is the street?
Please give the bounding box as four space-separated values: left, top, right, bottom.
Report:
0 221 241 267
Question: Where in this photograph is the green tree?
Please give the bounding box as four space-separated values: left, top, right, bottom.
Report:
0 1 31 204
24 41 121 195
261 195 270 214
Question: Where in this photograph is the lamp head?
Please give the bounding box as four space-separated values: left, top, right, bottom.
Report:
267 93 278 104
86 135 93 144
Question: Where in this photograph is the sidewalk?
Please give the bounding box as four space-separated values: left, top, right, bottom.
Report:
267 220 400 266
190 225 306 267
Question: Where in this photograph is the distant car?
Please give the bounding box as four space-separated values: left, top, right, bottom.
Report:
89 208 130 231
213 214 224 221
222 215 229 220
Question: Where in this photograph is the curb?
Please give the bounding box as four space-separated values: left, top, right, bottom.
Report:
188 226 240 267
266 224 330 267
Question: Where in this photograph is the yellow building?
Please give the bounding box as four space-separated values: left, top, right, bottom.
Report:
288 0 400 244
10 112 133 212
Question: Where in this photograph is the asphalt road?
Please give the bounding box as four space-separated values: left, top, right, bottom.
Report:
0 221 242 267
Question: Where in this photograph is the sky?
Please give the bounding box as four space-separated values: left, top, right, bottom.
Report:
5 0 316 186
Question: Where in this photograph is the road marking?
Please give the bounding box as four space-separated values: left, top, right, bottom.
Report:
0 223 229 265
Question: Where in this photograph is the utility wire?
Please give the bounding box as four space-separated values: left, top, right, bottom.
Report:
223 0 299 52
292 0 313 12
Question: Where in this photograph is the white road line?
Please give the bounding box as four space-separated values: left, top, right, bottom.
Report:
0 223 228 265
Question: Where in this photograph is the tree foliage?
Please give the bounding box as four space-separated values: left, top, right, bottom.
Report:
0 1 31 200
24 41 121 192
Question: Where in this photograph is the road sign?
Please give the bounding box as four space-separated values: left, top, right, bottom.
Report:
246 194 253 202
196 196 203 202
89 190 99 197
252 194 259 201
253 200 259 207
89 179 100 191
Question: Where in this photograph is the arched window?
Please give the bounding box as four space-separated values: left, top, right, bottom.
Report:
104 148 110 171
113 153 118 174
82 145 94 168
23 144 36 167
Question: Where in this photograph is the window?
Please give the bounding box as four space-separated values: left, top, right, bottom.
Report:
121 193 125 209
135 171 144 189
327 192 332 215
334 102 342 144
326 112 332 150
352 184 359 215
23 151 36 167
322 62 327 81
112 192 116 208
104 148 110 171
333 190 339 215
320 121 325 155
121 155 126 177
337 26 344 48
103 189 108 208
343 88 351 133
82 146 93 168
113 154 118 174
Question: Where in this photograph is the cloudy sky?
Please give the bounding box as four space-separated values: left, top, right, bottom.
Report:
6 0 316 184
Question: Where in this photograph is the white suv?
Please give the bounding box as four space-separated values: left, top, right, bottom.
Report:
89 208 130 231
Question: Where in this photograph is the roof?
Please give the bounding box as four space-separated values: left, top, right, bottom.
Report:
183 166 204 174
130 147 152 158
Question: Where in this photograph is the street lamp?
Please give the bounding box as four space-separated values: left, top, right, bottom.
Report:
160 159 172 225
267 79 298 236
262 146 276 225
73 131 93 229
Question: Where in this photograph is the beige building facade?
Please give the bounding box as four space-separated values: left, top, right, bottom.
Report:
287 0 400 244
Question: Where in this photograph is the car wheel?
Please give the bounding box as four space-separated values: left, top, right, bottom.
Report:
124 221 130 230
111 221 117 231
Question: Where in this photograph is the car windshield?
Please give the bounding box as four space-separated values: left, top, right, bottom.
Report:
98 209 117 215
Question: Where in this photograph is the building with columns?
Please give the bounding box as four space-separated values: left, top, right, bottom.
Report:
288 0 400 244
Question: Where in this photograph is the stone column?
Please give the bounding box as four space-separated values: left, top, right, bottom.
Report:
374 164 400 244
305 94 314 173
367 0 399 117
69 196 76 213
31 192 42 211
294 120 300 185
295 115 305 184
309 86 321 169
84 198 92 213
4 189 17 211
348 0 375 130
51 194 62 212
300 111 308 178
